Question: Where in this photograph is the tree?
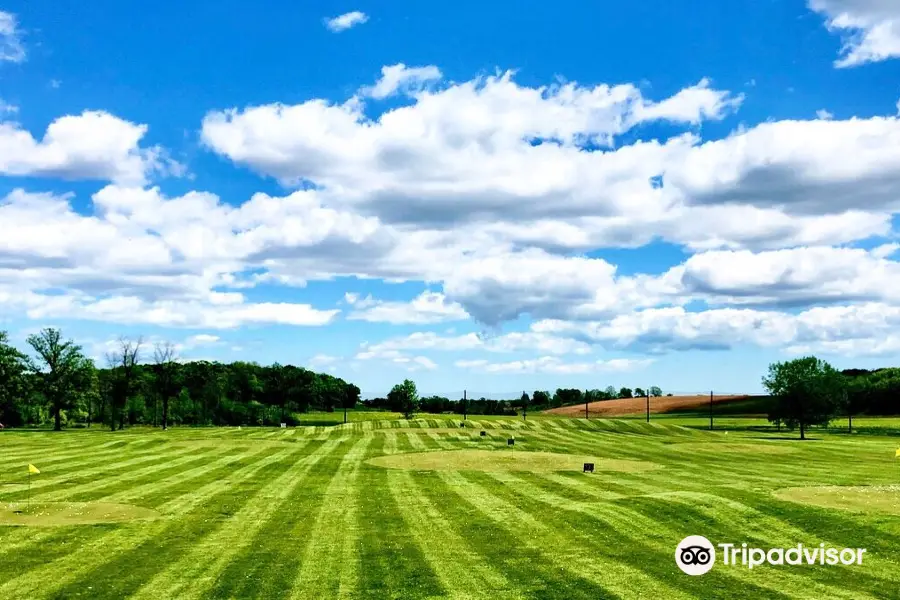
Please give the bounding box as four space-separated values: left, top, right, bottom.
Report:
532 390 551 407
26 328 93 431
153 342 180 430
649 386 663 397
106 336 143 431
619 387 633 399
604 386 618 399
634 387 646 397
762 356 846 440
0 331 28 427
389 379 419 419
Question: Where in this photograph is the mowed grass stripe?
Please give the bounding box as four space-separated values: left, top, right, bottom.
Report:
34 445 232 502
355 465 444 599
208 437 380 598
0 444 301 600
27 446 306 600
289 435 375 599
0 443 204 500
438 470 698 599
387 468 518 599
415 471 618 599
128 439 345 600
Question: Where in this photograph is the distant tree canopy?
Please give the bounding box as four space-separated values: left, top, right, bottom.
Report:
763 356 846 439
0 328 364 429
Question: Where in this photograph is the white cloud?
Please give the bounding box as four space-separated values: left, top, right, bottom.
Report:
809 0 900 66
454 356 653 375
184 334 220 347
362 64 443 99
817 109 834 120
0 11 24 63
359 329 593 356
347 291 468 324
675 245 900 307
355 347 437 371
0 111 177 185
324 11 368 32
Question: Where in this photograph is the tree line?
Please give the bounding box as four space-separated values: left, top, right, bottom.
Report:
0 329 360 430
364 385 667 417
764 357 900 439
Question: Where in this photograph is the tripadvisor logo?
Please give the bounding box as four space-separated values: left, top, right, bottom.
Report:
675 536 866 575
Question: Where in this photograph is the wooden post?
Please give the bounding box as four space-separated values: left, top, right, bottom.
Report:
585 391 589 420
709 390 714 431
344 406 347 424
523 391 527 421
646 391 650 423
463 390 467 420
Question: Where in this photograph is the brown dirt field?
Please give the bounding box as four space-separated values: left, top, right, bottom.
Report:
543 394 753 417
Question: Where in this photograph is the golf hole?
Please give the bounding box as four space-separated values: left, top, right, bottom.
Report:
0 501 161 527
367 449 660 473
774 485 900 515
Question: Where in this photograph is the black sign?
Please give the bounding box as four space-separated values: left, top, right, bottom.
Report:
583 463 594 473
480 431 486 436
508 438 515 445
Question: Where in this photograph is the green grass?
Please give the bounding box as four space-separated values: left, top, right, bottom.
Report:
1 416 899 598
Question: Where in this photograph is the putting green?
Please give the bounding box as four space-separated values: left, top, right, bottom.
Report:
0 501 161 527
669 442 796 455
367 449 659 473
774 485 900 515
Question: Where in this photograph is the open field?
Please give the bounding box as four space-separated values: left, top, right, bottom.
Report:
1 417 900 599
544 394 760 417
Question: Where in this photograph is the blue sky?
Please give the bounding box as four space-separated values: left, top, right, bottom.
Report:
2 0 900 397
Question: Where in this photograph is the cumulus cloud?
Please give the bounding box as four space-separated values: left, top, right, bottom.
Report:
454 356 654 375
362 64 443 99
0 111 178 185
0 11 24 63
809 0 900 66
347 291 469 324
324 11 368 32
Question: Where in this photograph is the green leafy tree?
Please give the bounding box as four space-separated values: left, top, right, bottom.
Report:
531 390 551 407
649 386 663 397
762 356 846 440
619 387 633 399
389 379 419 419
26 328 94 431
604 386 618 399
0 331 28 426
634 387 646 397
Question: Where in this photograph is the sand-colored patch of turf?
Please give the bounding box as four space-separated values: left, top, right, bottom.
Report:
774 485 900 515
668 442 797 454
367 449 659 473
0 501 160 526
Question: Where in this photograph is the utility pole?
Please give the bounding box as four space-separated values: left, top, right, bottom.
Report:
463 389 467 421
585 390 589 420
709 390 713 431
523 391 527 421
344 405 348 425
646 390 650 423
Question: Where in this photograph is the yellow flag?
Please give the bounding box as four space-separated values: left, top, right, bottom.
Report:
895 449 900 458
28 464 40 474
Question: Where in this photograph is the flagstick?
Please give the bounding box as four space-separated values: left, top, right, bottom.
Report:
27 470 31 514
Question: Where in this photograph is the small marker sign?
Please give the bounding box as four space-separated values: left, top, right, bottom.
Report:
280 423 287 429
480 431 486 436
508 438 515 446
583 463 595 473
